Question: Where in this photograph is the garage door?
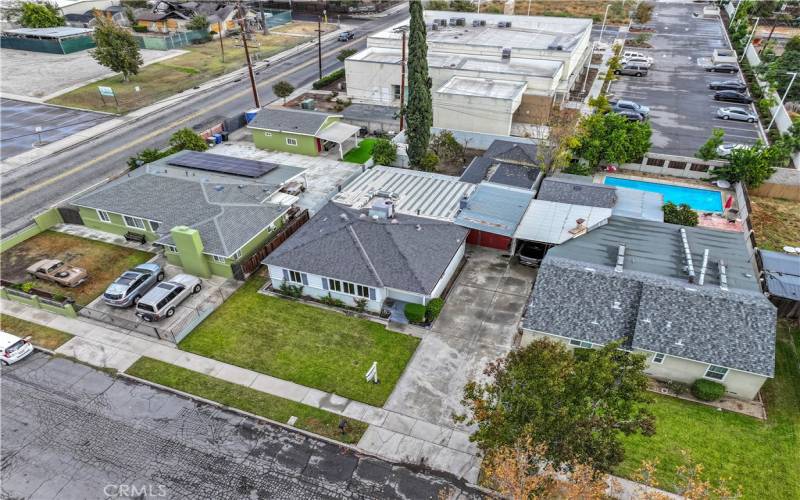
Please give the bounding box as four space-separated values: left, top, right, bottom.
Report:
467 229 511 250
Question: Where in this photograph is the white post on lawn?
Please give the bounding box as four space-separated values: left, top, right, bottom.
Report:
739 17 759 63
599 4 612 44
767 71 798 131
365 361 378 383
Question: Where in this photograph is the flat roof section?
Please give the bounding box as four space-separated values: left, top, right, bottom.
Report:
3 27 93 38
515 200 613 244
437 76 526 100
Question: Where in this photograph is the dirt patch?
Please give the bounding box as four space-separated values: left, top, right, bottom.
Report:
284 91 350 112
1 231 153 306
514 0 629 24
435 148 482 177
749 196 800 251
270 21 337 36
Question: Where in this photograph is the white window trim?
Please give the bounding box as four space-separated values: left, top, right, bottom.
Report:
264 131 272 137
569 339 593 349
288 270 303 283
286 137 298 146
96 209 111 222
232 250 242 260
704 365 729 382
210 254 226 263
148 220 161 232
164 244 177 253
123 215 146 230
652 352 665 364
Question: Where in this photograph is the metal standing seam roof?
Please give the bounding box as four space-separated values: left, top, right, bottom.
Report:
333 166 474 221
2 27 93 38
760 250 800 300
454 183 533 237
514 200 613 244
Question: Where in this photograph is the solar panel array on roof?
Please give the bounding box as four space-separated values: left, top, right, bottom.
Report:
167 151 278 178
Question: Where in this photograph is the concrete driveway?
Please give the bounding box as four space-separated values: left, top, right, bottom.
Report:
383 246 536 430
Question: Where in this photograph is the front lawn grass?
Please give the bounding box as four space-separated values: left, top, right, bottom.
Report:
617 320 800 499
0 231 153 306
47 30 312 114
179 277 419 406
749 196 800 251
343 138 377 164
126 357 367 443
0 314 73 350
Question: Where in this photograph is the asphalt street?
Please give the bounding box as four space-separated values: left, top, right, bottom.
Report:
0 353 482 499
0 11 407 237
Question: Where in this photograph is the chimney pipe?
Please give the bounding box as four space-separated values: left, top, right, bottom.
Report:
680 228 695 283
698 249 709 286
614 244 625 273
719 259 729 291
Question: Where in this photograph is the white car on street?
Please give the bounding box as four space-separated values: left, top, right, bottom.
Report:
716 143 751 157
716 107 757 123
1 331 34 366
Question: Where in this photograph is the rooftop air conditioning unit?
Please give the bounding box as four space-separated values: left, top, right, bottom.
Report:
430 23 438 30
505 21 512 28
501 47 511 59
438 19 447 26
449 17 457 26
480 20 486 26
456 17 466 26
497 21 506 28
472 19 480 27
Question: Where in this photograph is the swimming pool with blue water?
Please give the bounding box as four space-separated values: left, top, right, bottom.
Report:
603 177 723 212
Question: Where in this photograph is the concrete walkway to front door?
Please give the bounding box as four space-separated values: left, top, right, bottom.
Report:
359 246 537 481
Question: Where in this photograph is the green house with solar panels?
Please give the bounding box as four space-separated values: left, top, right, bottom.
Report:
71 151 305 279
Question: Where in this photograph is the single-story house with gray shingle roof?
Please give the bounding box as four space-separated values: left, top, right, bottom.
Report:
248 108 361 159
484 139 538 166
72 151 303 279
264 201 468 312
521 216 777 400
536 175 617 208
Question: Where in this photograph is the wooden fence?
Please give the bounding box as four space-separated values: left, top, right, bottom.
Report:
232 209 310 280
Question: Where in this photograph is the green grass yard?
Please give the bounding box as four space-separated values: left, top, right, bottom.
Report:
0 314 73 350
179 277 419 407
127 357 367 443
617 321 800 499
343 138 377 164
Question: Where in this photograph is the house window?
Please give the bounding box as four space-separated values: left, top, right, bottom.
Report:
328 279 342 292
652 352 665 364
393 84 401 99
232 250 242 260
569 339 593 348
164 245 177 253
123 215 146 230
264 131 272 137
97 210 111 222
704 365 728 381
148 220 160 232
286 137 298 146
211 255 226 263
342 282 355 295
356 285 370 298
288 270 303 283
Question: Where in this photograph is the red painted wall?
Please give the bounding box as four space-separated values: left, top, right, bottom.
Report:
467 229 512 250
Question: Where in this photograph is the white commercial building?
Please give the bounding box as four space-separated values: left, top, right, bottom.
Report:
344 11 592 135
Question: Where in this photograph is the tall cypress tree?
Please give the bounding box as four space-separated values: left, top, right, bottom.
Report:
405 1 432 168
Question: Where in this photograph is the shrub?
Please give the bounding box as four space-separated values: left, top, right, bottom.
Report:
372 138 397 165
354 298 368 313
404 303 426 323
320 293 346 308
278 282 303 298
132 25 148 33
691 379 726 401
169 128 208 152
20 282 35 293
312 68 345 90
425 298 444 322
663 202 699 227
696 128 725 160
419 151 439 171
633 2 654 24
665 380 689 395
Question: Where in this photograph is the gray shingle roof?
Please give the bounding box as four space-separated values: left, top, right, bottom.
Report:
342 103 399 123
73 167 287 257
490 163 541 190
264 202 468 294
459 156 493 184
537 176 617 208
484 139 538 165
522 217 777 377
248 108 333 136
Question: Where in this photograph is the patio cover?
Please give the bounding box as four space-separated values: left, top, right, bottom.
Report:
760 250 800 300
317 122 360 143
514 200 613 244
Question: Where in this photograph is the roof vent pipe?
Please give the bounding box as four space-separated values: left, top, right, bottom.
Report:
719 259 729 291
680 228 695 283
698 249 709 286
614 244 625 273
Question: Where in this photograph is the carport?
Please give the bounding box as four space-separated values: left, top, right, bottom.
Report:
316 122 361 159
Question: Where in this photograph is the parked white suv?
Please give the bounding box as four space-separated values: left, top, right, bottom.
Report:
1 331 34 366
135 274 202 322
623 51 654 64
622 56 653 68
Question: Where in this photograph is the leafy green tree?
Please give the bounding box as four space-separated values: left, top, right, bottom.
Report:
450 0 477 12
696 128 725 160
272 80 294 103
456 339 655 473
633 2 654 24
169 128 208 152
90 17 142 82
711 143 777 188
429 130 464 163
17 1 64 28
127 148 169 170
372 138 397 165
406 1 433 168
663 202 699 226
419 151 439 171
425 0 450 10
571 113 651 170
337 48 357 63
758 42 800 102
186 14 209 31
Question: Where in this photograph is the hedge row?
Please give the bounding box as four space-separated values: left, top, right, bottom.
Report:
312 68 345 90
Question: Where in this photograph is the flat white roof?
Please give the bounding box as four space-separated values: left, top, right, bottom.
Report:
333 166 474 221
515 200 613 244
3 27 93 38
437 76 526 100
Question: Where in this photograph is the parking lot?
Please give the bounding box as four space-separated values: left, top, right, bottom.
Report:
0 98 111 160
608 2 763 157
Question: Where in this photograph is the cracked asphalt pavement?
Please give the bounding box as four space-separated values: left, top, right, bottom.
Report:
1 353 482 499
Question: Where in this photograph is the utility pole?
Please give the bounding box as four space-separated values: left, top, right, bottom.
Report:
218 23 225 62
399 30 406 131
317 16 323 80
237 0 261 108
760 19 776 55
260 0 268 35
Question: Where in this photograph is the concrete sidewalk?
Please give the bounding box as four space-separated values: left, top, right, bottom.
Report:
0 297 480 481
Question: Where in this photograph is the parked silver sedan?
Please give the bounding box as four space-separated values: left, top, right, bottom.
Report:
716 107 757 123
102 263 164 308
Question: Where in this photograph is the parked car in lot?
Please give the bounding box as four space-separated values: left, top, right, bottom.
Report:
621 56 652 68
518 242 548 267
615 110 647 122
103 263 165 308
623 51 654 64
0 331 34 366
609 99 650 117
716 143 751 157
708 80 747 92
706 63 739 73
338 31 355 41
714 90 753 104
135 274 202 322
614 63 648 77
26 259 87 287
716 107 757 122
